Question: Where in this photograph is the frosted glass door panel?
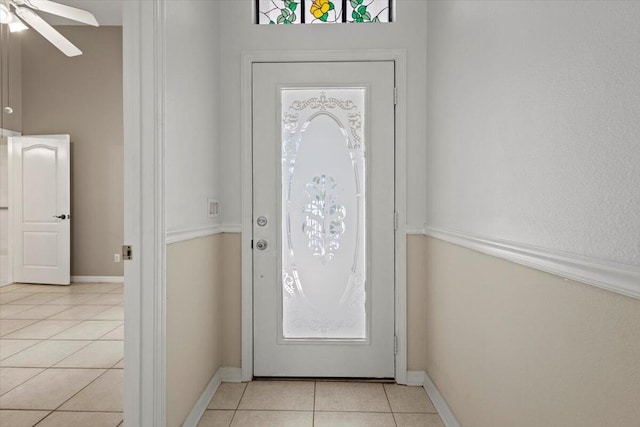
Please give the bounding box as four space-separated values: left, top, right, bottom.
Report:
281 88 366 339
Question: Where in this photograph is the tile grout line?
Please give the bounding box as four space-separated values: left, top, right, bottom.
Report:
312 381 316 427
0 338 43 362
1 283 124 424
227 380 249 426
32 365 113 425
382 383 398 427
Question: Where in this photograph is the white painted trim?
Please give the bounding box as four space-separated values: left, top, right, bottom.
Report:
426 226 640 300
71 276 124 283
241 49 408 383
122 0 166 425
422 371 462 427
165 224 221 244
220 223 242 234
165 223 243 244
393 52 408 386
181 369 222 427
405 226 427 235
219 367 243 383
0 128 20 137
406 370 426 386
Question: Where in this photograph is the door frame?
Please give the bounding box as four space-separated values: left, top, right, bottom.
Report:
1 128 20 287
123 0 166 425
241 49 408 384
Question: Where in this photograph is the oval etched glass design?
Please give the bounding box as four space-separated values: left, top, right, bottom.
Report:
281 88 366 339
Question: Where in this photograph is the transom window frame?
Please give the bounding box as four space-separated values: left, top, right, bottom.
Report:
256 0 393 25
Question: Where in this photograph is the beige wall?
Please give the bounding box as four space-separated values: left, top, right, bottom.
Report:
167 235 223 427
423 236 640 427
407 235 427 371
221 233 242 368
21 26 123 277
1 25 22 132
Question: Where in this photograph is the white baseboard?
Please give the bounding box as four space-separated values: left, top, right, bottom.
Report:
425 226 640 300
71 276 124 283
408 371 461 427
182 369 222 427
419 370 461 427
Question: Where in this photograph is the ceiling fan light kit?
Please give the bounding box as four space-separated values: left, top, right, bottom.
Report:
2 0 99 56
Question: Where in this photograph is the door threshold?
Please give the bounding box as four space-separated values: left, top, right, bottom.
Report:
253 377 396 383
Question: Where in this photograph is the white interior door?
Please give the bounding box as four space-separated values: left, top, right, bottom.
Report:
253 61 395 377
10 135 71 285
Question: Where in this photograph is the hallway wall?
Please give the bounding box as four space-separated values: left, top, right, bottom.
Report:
425 2 640 426
164 1 222 426
426 0 640 267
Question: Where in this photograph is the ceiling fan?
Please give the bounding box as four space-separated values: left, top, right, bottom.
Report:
0 0 99 57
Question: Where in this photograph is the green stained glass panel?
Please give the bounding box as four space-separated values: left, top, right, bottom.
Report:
346 0 391 23
257 0 302 24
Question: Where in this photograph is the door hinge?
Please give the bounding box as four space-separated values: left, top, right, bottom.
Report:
122 245 132 261
394 335 398 355
394 87 398 105
394 211 398 230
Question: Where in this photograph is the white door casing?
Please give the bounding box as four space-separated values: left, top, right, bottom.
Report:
10 135 71 285
253 61 395 377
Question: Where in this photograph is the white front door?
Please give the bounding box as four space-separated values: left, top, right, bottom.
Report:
253 61 395 377
10 135 71 285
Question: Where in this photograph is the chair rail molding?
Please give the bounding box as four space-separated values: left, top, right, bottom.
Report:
426 226 640 300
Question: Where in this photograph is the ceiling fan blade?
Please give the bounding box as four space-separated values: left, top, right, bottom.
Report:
15 7 82 57
27 0 99 26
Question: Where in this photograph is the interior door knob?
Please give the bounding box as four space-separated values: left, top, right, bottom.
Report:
255 239 268 250
53 214 67 220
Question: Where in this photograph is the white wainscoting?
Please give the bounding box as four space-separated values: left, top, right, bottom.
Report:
425 226 640 300
165 223 243 245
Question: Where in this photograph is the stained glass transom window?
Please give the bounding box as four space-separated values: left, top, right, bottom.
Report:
257 0 392 24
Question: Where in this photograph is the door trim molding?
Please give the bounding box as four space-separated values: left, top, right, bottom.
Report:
241 49 408 383
123 0 166 425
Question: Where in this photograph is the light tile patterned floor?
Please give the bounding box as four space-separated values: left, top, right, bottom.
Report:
200 381 446 427
0 282 124 427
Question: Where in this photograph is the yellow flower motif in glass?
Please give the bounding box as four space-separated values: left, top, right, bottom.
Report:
310 0 334 22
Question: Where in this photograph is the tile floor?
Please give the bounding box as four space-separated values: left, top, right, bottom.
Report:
199 381 446 427
1 282 444 427
0 282 124 427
